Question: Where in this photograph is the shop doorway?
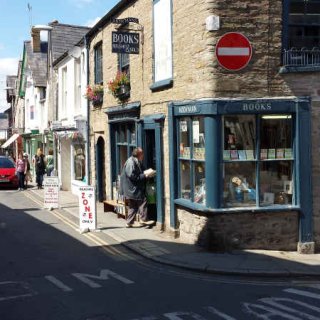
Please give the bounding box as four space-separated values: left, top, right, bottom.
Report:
96 136 106 202
142 117 164 227
144 130 157 221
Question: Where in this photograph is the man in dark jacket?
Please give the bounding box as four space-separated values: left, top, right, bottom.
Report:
120 147 155 227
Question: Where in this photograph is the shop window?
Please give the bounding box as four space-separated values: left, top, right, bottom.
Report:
178 117 206 204
94 42 103 84
74 144 86 181
223 114 293 208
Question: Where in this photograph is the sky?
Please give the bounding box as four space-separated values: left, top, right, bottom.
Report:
0 0 119 111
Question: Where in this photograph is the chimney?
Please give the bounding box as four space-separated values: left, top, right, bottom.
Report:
31 27 41 52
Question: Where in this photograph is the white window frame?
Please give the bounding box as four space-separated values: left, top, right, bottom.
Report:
153 0 173 84
62 66 68 118
74 58 81 112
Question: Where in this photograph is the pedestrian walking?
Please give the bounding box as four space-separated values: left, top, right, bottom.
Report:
16 152 27 191
23 153 32 188
33 148 46 189
46 148 54 177
120 147 156 228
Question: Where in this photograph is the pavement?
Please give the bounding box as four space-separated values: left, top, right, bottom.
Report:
26 185 320 278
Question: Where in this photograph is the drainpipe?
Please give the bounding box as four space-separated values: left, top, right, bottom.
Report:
85 35 91 185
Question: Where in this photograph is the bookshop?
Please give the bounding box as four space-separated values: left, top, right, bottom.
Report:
168 97 313 245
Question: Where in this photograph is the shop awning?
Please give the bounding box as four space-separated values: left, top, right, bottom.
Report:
0 133 19 148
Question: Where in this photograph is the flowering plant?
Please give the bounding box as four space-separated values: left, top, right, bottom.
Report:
84 84 104 102
107 71 130 98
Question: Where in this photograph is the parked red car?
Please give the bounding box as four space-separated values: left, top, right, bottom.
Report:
0 156 18 188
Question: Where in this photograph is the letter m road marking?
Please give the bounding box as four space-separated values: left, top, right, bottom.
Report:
72 269 134 288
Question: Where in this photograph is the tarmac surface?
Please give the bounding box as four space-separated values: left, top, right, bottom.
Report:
27 185 320 278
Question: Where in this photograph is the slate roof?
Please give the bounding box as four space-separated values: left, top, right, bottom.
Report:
6 75 17 102
25 41 47 87
49 22 90 63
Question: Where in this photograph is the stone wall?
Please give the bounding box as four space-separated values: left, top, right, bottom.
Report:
87 0 320 251
178 208 299 251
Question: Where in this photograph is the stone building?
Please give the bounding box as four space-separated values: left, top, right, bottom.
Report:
86 0 319 253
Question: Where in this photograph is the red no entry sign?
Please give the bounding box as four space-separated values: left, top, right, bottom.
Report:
216 32 252 71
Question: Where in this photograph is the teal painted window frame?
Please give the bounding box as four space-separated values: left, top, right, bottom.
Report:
169 98 310 211
110 122 137 195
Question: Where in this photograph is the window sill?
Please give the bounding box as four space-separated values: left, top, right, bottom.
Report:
174 198 300 214
279 65 320 74
150 78 173 92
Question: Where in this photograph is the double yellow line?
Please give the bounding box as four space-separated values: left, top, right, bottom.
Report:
25 192 131 260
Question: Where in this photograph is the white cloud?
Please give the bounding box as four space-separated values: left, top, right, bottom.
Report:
0 58 19 76
85 17 101 27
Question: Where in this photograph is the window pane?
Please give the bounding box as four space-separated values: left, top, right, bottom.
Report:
260 115 292 160
74 145 86 181
260 161 293 206
119 125 126 143
180 160 191 200
223 162 256 207
193 117 205 160
223 115 256 161
153 0 173 82
119 146 127 170
289 0 320 48
194 162 205 204
179 118 190 158
129 125 136 145
95 44 103 84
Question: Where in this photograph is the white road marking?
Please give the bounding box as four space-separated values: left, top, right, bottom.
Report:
243 302 301 320
206 306 237 319
260 297 320 320
44 275 73 292
0 281 37 302
72 269 134 288
163 312 207 319
284 288 320 300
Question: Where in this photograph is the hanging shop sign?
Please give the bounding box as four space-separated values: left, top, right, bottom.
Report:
44 176 59 209
112 17 139 25
215 32 252 71
79 186 96 231
112 31 140 54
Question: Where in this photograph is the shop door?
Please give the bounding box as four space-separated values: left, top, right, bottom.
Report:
96 137 106 202
142 121 164 226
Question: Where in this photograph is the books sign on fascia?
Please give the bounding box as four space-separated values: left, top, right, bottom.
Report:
230 150 238 160
284 148 293 158
268 149 276 159
238 150 247 160
260 149 268 160
276 148 284 159
246 149 255 160
223 150 231 160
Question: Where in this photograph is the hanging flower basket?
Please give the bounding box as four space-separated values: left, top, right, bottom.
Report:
84 84 104 107
108 71 130 103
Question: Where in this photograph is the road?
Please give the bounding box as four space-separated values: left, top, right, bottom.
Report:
0 189 320 320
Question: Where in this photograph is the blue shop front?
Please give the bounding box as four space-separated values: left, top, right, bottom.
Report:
105 103 165 227
168 97 313 252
